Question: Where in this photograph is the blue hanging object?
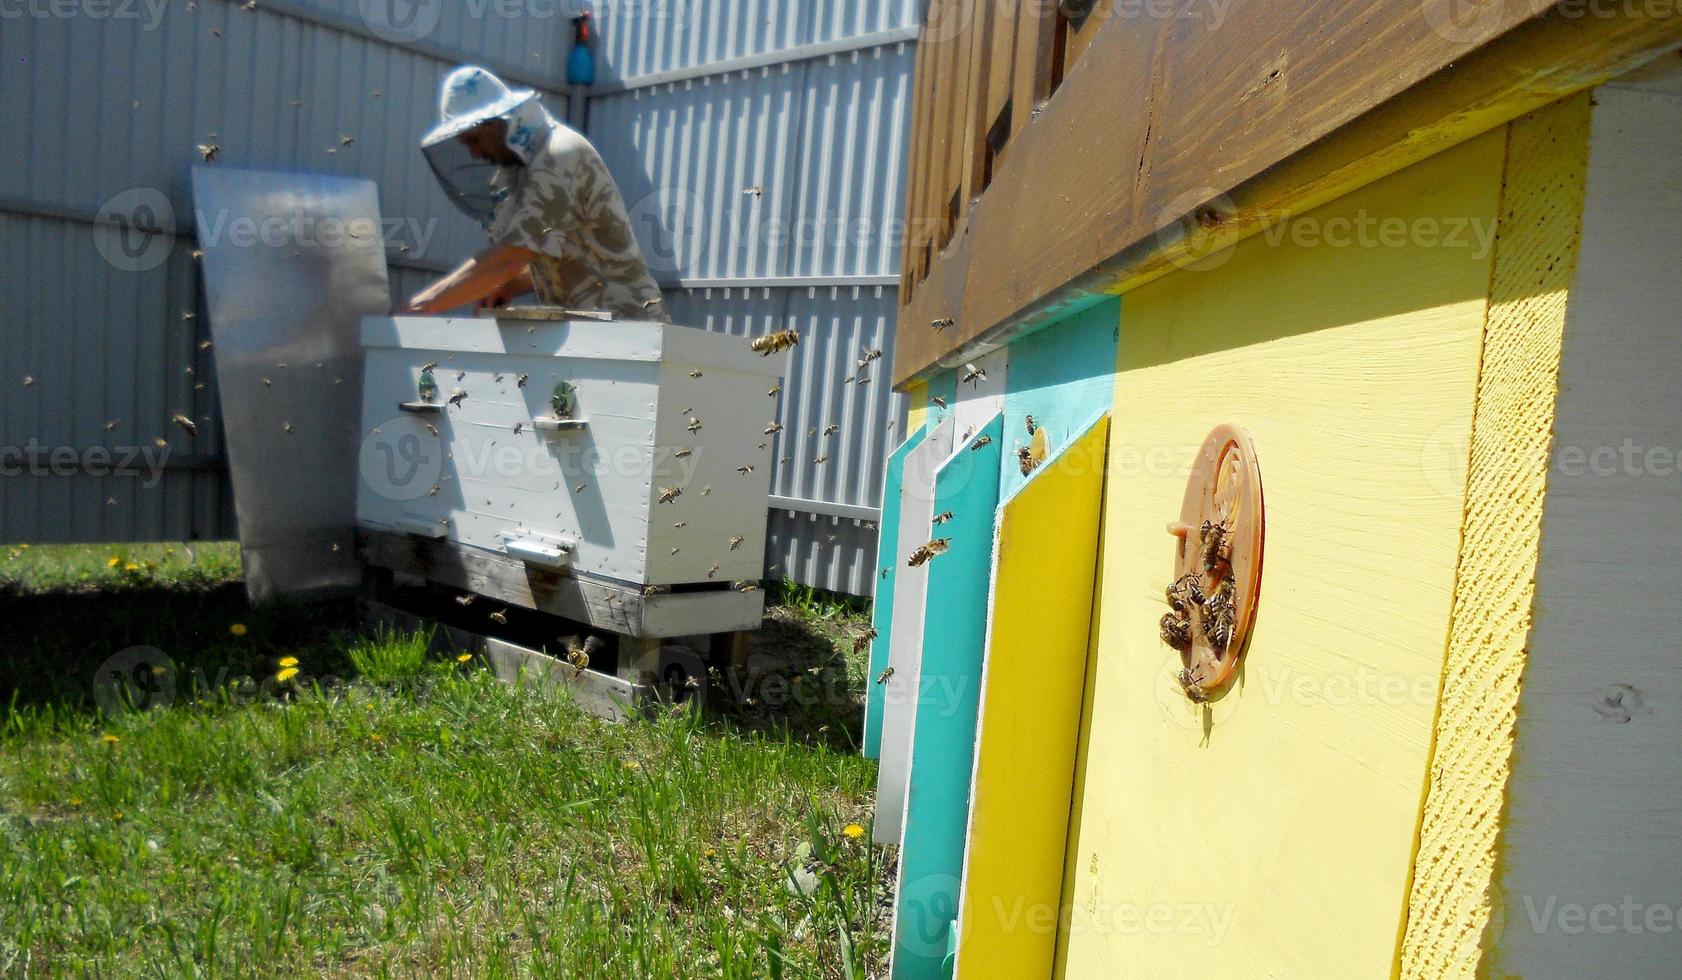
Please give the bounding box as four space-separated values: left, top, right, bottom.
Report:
567 12 596 87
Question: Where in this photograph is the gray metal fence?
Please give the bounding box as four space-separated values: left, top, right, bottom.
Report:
1 0 912 596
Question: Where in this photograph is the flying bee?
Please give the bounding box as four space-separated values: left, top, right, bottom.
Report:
575 483 587 493
669 547 680 556
814 454 828 465
823 424 839 437
688 370 703 378
859 347 883 365
708 563 721 577
427 485 442 497
1025 415 1037 435
513 422 524 435
282 422 294 434
749 330 799 356
960 362 988 387
765 422 784 435
931 396 948 409
675 448 693 458
172 414 197 437
876 666 895 685
426 423 439 436
853 626 878 655
735 581 760 593
454 594 476 606
907 538 950 567
421 362 439 374
687 418 703 433
701 486 712 496
932 511 954 525
856 377 871 386
1160 613 1192 651
1018 446 1039 476
448 389 468 408
737 465 754 474
768 384 782 397
930 317 953 331
197 143 220 162
728 536 745 551
516 373 529 388
645 584 670 596
674 521 687 528
489 609 509 625
659 487 683 504
1200 519 1230 569
969 435 992 452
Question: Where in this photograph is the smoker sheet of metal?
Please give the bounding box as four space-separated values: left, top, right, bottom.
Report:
192 167 391 602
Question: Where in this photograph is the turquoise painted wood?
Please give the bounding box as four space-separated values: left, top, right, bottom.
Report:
999 299 1120 500
864 424 928 760
925 368 958 429
890 413 1005 980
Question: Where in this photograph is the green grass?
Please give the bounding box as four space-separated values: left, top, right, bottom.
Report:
0 544 889 978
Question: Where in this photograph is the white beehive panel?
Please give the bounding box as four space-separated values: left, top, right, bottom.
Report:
357 316 786 588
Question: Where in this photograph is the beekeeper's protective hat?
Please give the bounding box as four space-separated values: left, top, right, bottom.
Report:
421 66 557 223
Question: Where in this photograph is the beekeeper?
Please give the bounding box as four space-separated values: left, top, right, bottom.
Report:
399 65 670 321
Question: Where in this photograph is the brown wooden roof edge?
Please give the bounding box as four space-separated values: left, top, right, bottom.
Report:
890 5 1682 389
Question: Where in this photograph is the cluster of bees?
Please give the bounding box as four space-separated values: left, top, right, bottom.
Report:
1160 519 1239 704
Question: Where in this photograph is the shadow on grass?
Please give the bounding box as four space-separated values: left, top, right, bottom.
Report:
0 581 359 722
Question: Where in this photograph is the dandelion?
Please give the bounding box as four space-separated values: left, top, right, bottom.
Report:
277 655 298 668
456 653 473 664
106 556 121 568
229 623 248 637
704 847 718 859
100 734 119 745
123 563 140 573
69 798 83 807
369 733 384 743
622 760 641 771
843 823 865 840
276 667 299 683
19 543 27 549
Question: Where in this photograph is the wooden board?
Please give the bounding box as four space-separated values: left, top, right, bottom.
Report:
997 299 1119 501
1486 75 1682 978
890 413 1004 980
357 530 765 638
892 4 1682 386
1056 131 1504 978
483 638 651 724
875 415 958 845
1398 92 1593 979
954 413 1109 980
864 424 929 760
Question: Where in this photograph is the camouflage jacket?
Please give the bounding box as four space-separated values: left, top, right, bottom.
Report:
487 122 670 322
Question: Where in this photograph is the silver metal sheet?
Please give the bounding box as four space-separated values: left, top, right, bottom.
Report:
192 167 391 602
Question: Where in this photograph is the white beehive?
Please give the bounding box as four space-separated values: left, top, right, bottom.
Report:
356 315 788 592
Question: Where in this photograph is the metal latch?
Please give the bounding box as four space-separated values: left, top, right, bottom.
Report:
501 532 576 570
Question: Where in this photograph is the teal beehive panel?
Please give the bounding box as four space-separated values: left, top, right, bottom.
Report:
889 413 1005 980
864 424 928 760
999 299 1120 500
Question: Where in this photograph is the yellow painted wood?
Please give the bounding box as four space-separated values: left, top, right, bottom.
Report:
955 413 1110 980
1056 129 1507 978
1401 92 1591 980
907 381 929 434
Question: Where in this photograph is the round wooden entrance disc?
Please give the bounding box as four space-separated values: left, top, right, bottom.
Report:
1161 425 1264 703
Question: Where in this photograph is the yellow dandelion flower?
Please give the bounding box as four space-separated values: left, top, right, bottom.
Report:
123 563 140 573
19 543 27 549
69 798 83 807
107 556 121 568
276 667 300 682
843 823 866 839
369 733 384 742
100 734 120 745
277 656 299 668
704 847 718 858
456 653 473 664
622 760 641 770
229 623 248 637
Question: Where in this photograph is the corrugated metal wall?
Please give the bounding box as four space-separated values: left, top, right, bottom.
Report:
586 0 918 594
0 0 570 544
2 0 914 595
